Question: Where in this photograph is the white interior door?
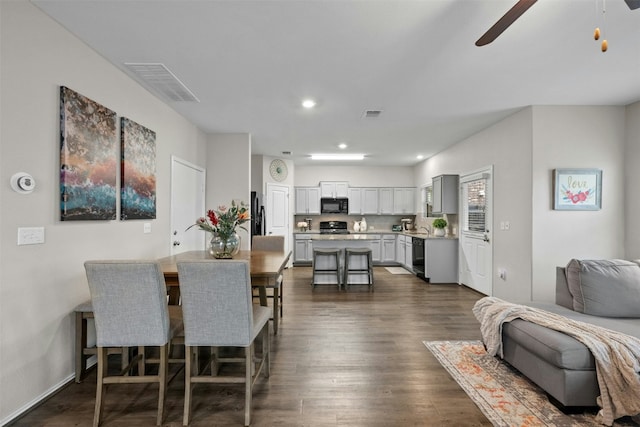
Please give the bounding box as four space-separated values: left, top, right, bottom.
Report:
170 156 206 254
265 183 290 255
459 166 493 295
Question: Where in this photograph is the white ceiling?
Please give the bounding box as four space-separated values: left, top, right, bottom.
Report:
33 0 640 166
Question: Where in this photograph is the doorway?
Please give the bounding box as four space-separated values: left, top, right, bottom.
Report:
170 156 206 254
265 183 290 256
458 166 493 295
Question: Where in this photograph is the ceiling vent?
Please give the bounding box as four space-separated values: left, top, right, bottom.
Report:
124 63 200 102
363 109 383 118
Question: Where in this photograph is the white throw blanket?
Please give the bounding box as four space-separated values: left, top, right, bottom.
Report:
473 296 640 426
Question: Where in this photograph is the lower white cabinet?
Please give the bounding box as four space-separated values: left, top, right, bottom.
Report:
404 238 412 268
395 234 412 269
368 235 382 262
294 234 313 264
424 238 458 283
382 235 396 263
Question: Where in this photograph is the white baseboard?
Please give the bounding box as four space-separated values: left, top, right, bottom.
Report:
0 366 92 427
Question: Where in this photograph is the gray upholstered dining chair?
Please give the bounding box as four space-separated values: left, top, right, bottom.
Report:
84 260 184 427
177 260 271 427
251 235 285 328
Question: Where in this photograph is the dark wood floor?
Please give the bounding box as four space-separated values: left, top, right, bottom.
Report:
11 266 492 427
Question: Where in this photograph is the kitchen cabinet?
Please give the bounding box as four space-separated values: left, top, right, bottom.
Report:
348 187 362 215
424 238 458 283
293 234 314 264
395 234 413 268
378 188 394 214
432 174 458 214
393 187 415 214
362 188 379 214
381 234 396 263
320 181 348 198
405 237 413 268
348 187 379 215
367 234 382 262
295 187 321 215
396 234 406 266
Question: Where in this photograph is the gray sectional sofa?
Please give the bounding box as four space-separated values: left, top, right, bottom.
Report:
501 259 640 408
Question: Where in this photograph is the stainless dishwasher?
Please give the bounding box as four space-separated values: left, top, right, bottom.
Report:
412 237 426 280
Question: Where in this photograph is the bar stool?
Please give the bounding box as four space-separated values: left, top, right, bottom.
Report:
312 248 342 290
343 248 374 291
74 300 128 383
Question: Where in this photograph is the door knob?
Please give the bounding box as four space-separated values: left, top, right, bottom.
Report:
483 234 490 243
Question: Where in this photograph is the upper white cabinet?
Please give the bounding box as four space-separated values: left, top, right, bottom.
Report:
295 187 321 215
320 181 348 198
348 188 362 214
378 188 394 215
432 175 458 214
393 188 415 214
348 187 416 215
362 188 379 214
349 187 380 215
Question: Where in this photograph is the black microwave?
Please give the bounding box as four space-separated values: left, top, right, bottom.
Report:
321 197 349 214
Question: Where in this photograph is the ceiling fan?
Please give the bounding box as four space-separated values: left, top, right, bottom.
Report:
476 0 640 47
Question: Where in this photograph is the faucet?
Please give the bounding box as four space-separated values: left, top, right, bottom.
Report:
419 226 430 236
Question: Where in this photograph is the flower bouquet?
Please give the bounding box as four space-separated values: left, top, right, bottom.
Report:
188 200 250 258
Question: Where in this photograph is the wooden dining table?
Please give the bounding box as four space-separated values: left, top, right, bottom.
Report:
157 249 291 333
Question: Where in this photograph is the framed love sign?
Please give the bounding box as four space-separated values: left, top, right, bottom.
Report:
554 168 602 210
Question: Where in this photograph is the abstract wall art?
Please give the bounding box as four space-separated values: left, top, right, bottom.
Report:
60 86 117 220
120 117 156 220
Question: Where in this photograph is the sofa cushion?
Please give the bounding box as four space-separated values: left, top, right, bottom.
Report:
503 319 595 370
565 259 640 317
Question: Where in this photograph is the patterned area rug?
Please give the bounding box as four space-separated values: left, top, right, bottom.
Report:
424 340 639 427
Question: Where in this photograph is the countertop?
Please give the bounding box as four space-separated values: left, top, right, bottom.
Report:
310 234 381 241
294 230 458 240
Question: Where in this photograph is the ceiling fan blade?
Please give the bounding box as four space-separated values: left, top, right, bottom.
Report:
476 0 538 46
624 0 640 10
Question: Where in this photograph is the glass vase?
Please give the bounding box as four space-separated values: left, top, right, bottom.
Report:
209 232 241 259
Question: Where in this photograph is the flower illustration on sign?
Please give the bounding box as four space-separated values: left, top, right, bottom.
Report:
562 187 593 204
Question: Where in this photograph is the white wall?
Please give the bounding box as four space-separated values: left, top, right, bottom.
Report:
295 165 414 187
260 156 295 258
206 133 252 250
415 108 534 302
0 2 207 423
531 106 626 301
625 101 640 259
414 105 629 303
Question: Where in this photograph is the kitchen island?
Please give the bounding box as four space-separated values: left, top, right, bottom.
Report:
310 234 382 286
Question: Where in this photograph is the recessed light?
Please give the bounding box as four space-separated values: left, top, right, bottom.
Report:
302 99 316 109
416 155 424 160
338 143 348 149
311 153 364 161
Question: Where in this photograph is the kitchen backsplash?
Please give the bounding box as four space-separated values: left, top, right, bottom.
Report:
414 214 459 237
294 214 424 233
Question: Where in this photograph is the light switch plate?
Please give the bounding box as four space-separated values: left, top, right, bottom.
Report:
18 227 45 245
144 222 152 234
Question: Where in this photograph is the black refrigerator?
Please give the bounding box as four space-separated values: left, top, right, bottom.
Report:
250 191 265 238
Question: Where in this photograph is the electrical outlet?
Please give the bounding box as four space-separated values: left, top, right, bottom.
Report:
144 222 152 234
18 227 45 245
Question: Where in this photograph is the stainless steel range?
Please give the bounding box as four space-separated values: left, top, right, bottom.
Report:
319 221 350 234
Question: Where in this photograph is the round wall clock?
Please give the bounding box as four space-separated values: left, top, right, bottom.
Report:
269 159 288 181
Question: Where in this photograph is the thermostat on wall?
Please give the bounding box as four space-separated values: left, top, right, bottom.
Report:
10 172 36 194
